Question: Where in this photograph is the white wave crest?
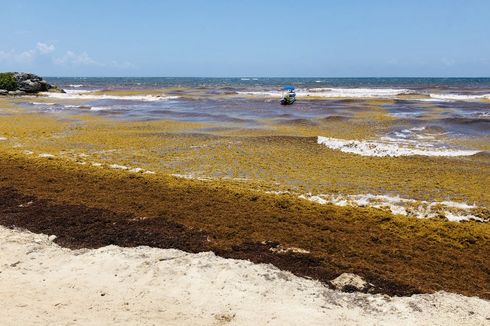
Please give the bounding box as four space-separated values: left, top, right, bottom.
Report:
429 93 490 102
414 98 455 103
30 102 56 106
304 87 413 98
90 106 110 111
238 88 414 99
40 90 180 102
237 91 282 97
317 136 480 157
238 88 490 102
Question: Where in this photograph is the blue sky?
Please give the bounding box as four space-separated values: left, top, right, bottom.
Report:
1 0 489 77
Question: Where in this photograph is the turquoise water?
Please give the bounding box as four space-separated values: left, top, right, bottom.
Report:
45 77 490 93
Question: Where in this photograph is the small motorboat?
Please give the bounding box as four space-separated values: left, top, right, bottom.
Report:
280 86 296 105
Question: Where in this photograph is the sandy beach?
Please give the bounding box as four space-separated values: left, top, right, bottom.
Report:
2 226 489 325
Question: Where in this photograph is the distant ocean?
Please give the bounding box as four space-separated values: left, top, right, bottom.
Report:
44 77 490 95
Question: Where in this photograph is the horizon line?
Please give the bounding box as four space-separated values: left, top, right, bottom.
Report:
42 76 490 79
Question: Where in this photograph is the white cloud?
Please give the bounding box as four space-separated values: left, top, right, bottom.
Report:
53 51 100 66
53 52 135 69
1 42 133 70
19 49 37 62
0 42 54 64
0 49 36 64
36 42 55 54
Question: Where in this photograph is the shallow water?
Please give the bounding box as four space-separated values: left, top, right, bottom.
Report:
36 77 489 119
14 77 485 157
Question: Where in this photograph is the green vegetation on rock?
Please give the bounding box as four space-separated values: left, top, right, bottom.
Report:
0 72 17 91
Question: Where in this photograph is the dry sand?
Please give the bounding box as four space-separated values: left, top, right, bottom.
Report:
1 226 489 326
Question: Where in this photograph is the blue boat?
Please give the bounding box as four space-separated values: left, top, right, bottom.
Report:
280 86 296 105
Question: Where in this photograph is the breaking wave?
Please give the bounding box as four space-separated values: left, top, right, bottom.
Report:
89 106 111 111
317 136 480 157
238 87 414 99
40 90 180 102
30 102 56 106
237 88 490 102
304 87 414 98
429 93 490 102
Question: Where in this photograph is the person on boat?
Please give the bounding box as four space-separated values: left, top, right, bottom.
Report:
280 86 296 105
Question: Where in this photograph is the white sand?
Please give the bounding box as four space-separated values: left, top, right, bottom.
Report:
1 226 489 326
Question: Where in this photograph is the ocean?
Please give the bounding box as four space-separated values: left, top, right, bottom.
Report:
27 77 488 139
44 76 490 91
42 77 490 103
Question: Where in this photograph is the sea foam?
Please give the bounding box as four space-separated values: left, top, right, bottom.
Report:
41 90 179 102
304 87 413 98
238 87 490 102
298 193 485 222
317 136 480 157
238 87 414 99
429 93 490 101
89 106 111 111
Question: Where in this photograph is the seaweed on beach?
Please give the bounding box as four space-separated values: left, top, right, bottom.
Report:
0 154 489 298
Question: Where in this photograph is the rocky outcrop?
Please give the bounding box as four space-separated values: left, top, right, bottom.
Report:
0 72 64 95
15 73 51 93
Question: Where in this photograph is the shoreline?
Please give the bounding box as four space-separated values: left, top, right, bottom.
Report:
1 153 489 299
2 225 489 325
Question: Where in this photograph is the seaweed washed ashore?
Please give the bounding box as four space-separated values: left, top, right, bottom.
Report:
0 152 489 299
0 78 489 301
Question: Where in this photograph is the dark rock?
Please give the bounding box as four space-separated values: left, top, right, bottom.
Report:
18 79 49 93
0 72 64 94
15 72 50 93
47 85 66 93
14 72 40 82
